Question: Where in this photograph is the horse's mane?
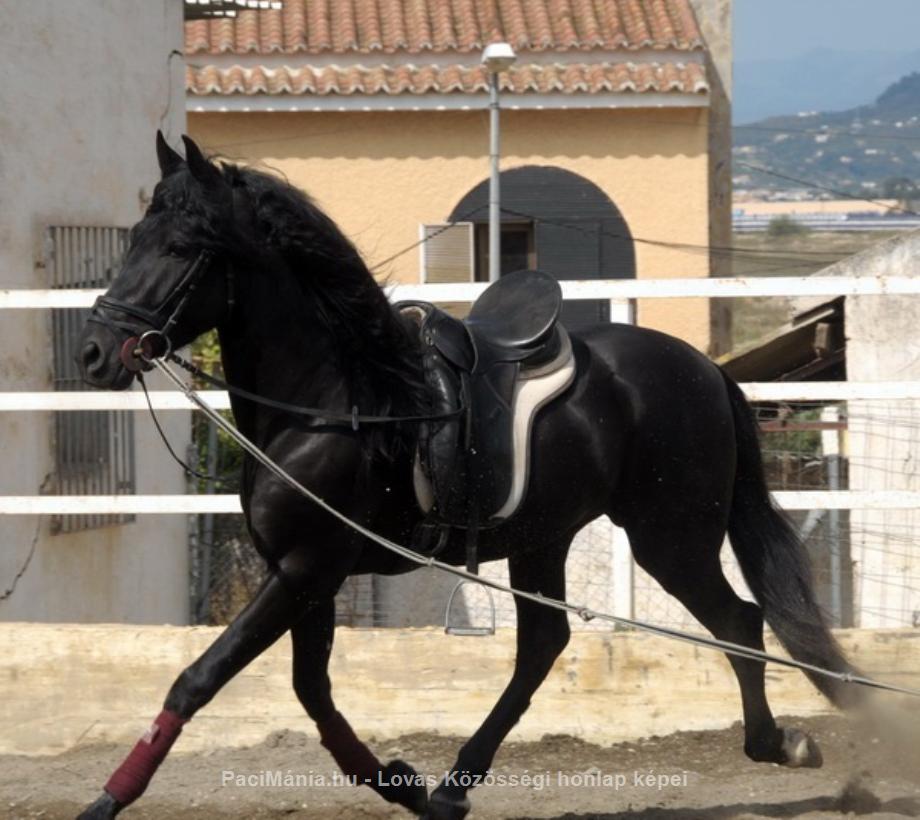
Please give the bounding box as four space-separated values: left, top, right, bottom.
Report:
178 161 429 459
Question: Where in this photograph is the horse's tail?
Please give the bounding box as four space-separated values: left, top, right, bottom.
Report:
722 371 861 709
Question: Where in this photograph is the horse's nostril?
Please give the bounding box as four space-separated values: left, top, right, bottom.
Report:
81 340 102 370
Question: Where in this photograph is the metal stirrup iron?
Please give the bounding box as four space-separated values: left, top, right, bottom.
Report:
445 517 496 637
444 580 496 637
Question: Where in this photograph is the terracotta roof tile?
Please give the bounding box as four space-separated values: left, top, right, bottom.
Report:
185 18 209 53
187 60 707 97
281 0 307 50
355 0 383 51
185 1 709 100
520 0 553 50
233 9 257 52
185 0 705 55
330 0 358 51
303 0 327 50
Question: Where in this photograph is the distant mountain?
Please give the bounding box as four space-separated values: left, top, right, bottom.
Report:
734 48 920 124
733 71 920 197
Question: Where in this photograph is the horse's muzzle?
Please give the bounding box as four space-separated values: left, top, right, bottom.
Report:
76 330 138 390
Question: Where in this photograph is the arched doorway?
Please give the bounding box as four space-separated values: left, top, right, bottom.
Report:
449 166 636 329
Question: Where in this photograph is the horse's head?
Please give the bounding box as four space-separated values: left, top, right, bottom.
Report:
78 133 239 389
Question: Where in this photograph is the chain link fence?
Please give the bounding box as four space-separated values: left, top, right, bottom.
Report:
188 398 920 633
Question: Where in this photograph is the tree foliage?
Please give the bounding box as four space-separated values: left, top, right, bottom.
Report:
766 215 809 238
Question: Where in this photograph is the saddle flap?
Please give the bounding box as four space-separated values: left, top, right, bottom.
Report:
429 310 475 372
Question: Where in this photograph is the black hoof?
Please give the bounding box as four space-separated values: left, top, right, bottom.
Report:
76 792 122 820
422 790 471 820
744 727 786 763
372 759 429 815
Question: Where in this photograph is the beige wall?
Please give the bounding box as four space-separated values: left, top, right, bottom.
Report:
0 0 191 624
189 106 713 351
2 623 917 755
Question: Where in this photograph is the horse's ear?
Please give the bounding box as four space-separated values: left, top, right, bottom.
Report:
156 130 184 177
182 134 223 189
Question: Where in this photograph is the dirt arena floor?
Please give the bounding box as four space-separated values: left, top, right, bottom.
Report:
1 714 918 820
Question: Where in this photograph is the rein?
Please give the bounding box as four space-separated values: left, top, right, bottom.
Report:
166 351 463 430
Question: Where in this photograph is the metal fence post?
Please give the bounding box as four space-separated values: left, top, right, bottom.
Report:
821 406 843 626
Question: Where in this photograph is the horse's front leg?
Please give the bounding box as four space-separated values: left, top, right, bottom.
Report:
290 598 429 815
77 573 312 819
425 544 572 820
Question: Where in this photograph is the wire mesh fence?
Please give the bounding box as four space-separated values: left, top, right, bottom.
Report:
188 397 920 633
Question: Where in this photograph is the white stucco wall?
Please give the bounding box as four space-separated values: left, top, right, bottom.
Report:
829 232 920 627
0 0 191 623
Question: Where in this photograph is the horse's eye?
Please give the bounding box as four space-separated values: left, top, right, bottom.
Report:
166 243 187 258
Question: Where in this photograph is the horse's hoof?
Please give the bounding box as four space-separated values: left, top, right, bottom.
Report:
781 728 823 768
76 792 122 820
422 790 471 820
373 759 429 815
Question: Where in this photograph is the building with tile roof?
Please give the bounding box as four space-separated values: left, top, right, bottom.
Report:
184 0 730 353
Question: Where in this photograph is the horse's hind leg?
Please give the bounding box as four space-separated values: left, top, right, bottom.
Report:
290 598 428 814
425 542 572 820
627 523 822 769
77 574 314 820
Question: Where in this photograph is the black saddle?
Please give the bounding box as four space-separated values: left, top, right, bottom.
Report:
398 269 566 561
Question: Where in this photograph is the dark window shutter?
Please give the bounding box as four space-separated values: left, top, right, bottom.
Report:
535 219 610 329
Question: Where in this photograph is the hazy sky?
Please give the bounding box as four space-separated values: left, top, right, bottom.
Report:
735 0 920 62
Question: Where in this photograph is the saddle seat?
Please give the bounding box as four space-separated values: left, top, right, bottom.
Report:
465 268 563 367
397 269 576 545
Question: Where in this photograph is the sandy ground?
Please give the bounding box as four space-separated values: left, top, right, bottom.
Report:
0 715 918 820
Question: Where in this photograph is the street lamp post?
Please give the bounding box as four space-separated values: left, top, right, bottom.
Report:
482 42 516 283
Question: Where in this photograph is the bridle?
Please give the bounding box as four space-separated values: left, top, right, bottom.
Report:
89 249 226 373
89 246 461 431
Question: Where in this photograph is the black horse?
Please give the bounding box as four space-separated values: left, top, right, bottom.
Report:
75 134 857 820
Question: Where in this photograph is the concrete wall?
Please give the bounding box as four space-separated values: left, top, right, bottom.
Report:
0 1 191 623
1 623 917 756
188 105 714 352
833 231 920 627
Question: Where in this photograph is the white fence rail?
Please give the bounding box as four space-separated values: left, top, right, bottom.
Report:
4 274 920 307
1 276 918 516
1 490 918 516
3 381 920 411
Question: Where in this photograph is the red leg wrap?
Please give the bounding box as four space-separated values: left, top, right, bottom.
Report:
104 710 187 805
317 711 380 783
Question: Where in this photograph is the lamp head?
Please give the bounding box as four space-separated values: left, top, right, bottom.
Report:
482 42 516 73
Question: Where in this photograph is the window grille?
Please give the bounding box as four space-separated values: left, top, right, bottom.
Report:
184 1 281 20
48 226 136 534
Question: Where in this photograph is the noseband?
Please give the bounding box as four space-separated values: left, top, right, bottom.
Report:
89 249 229 372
